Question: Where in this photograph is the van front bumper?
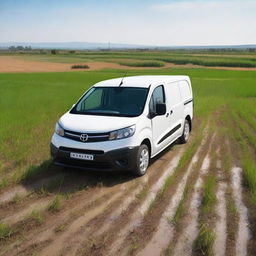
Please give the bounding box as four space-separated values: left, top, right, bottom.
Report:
50 143 139 171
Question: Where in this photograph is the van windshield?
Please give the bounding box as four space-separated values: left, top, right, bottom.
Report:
70 87 149 117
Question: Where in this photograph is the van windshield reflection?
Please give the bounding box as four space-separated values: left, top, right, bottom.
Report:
70 87 149 117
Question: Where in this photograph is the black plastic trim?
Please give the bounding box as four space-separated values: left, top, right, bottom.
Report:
50 143 139 171
184 98 193 105
158 123 182 144
59 146 104 155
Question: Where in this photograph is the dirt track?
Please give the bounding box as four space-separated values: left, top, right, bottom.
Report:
0 56 255 73
0 56 178 73
0 115 254 256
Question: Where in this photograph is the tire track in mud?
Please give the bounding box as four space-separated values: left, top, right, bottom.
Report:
107 147 186 256
63 177 149 256
52 147 185 256
4 147 177 256
3 182 128 256
137 132 209 256
38 190 125 256
213 165 227 256
171 134 215 256
231 166 250 256
1 197 51 225
0 174 64 204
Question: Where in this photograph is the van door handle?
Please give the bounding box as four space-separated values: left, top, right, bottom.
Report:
170 110 173 115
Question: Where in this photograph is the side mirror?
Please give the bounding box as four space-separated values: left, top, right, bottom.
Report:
156 103 166 116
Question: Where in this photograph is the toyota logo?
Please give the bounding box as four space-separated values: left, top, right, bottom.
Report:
80 134 88 142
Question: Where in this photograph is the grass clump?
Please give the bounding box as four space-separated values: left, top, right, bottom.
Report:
169 186 189 225
0 222 13 240
48 195 62 212
201 175 216 214
11 193 21 204
243 159 256 203
136 185 149 200
119 61 164 67
26 210 44 224
193 224 215 256
71 64 89 69
55 224 66 233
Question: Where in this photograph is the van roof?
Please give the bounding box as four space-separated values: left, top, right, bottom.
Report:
93 75 190 88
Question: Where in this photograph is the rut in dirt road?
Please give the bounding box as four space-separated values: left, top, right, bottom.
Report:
1 198 50 225
137 132 209 256
58 176 149 256
0 174 64 204
4 181 130 256
38 190 125 256
231 167 250 256
3 144 180 256
172 134 215 256
40 147 185 256
107 147 186 256
213 160 227 256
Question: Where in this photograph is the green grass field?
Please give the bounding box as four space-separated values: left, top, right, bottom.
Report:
0 65 255 187
3 49 256 67
1 51 256 255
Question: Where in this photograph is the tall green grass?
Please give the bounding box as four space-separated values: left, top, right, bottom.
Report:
0 67 256 186
118 61 164 67
8 50 256 68
243 159 256 203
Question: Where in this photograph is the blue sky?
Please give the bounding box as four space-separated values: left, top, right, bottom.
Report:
0 0 255 46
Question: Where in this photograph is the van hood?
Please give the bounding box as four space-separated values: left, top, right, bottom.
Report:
59 112 140 133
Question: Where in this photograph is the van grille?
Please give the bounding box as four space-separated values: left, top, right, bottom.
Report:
59 147 104 155
64 129 109 143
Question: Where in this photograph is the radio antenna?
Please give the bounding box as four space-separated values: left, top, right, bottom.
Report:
119 71 128 87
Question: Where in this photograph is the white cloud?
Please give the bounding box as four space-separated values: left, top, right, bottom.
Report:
149 0 256 45
0 0 255 46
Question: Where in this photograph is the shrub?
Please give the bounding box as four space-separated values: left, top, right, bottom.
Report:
51 49 58 55
71 64 89 69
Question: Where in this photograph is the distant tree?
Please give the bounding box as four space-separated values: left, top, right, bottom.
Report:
16 46 24 50
51 49 58 54
8 46 16 51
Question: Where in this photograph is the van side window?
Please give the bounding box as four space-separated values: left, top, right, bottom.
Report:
149 85 165 113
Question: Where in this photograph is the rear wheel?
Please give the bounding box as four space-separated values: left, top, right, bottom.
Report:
180 119 190 144
133 144 149 176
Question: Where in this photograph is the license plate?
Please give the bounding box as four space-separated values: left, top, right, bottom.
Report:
70 152 94 161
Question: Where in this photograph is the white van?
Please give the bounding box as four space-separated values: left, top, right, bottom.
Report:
51 75 193 176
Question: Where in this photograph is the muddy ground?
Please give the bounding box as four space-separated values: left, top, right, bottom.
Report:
0 114 254 256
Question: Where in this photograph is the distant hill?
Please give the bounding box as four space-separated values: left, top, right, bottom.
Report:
0 42 255 50
0 42 151 50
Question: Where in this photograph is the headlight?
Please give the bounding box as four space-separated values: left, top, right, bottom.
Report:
109 125 136 140
55 123 64 137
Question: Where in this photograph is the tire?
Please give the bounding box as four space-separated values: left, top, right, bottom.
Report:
133 144 150 176
179 119 190 144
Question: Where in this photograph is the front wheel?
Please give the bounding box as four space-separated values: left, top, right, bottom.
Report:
179 119 190 144
133 144 149 176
